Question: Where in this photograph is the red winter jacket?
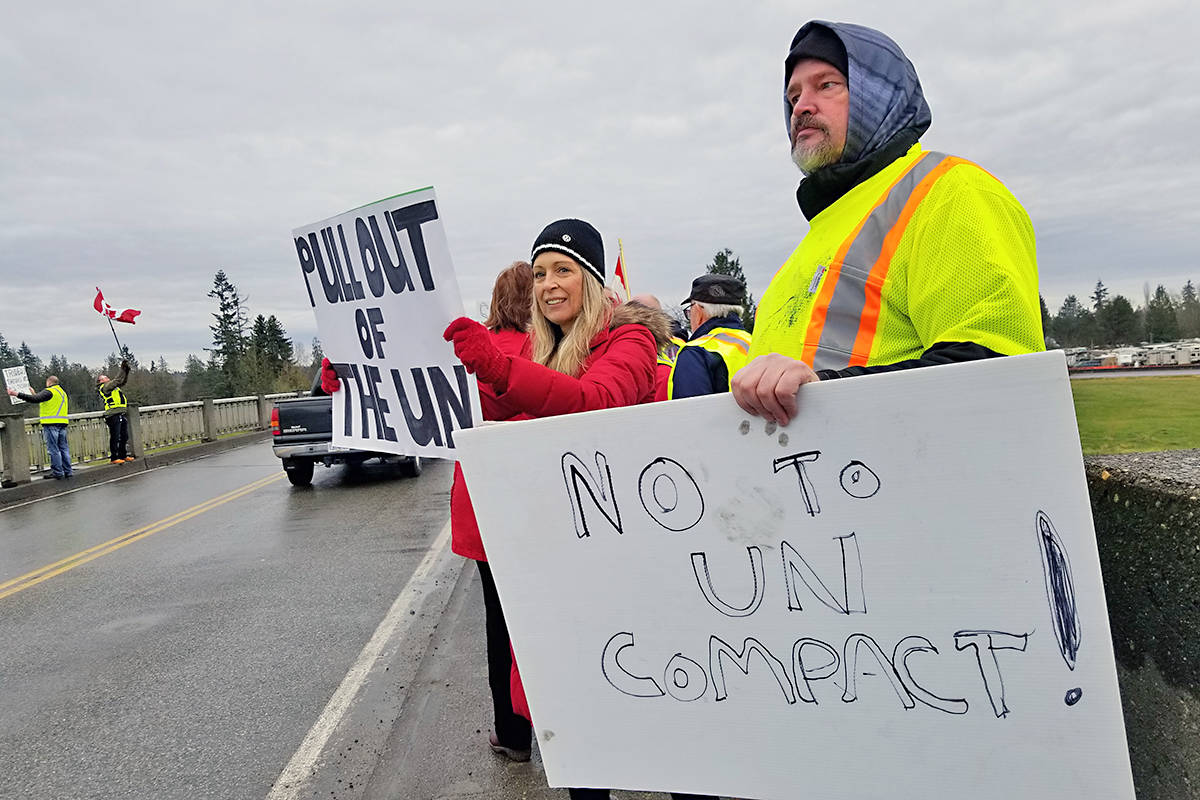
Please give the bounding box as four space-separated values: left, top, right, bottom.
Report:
483 315 661 421
450 327 532 562
460 303 670 721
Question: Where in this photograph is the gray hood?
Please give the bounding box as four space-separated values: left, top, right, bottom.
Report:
785 21 933 218
785 20 931 164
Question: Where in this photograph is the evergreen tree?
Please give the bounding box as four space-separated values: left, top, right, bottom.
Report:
1144 284 1179 342
17 342 43 376
310 337 324 371
704 248 757 332
1038 294 1052 345
1090 280 1109 311
0 333 17 365
1053 295 1095 347
1096 295 1139 345
181 354 215 399
206 270 250 394
265 315 293 367
1177 280 1200 338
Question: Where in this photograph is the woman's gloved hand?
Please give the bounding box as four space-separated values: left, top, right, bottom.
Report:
443 317 511 385
320 357 341 394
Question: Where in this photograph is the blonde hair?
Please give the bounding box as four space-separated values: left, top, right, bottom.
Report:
530 274 610 377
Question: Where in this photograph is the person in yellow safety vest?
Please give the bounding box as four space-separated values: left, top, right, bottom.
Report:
669 274 753 399
7 375 74 480
629 294 685 402
733 21 1044 425
97 359 132 464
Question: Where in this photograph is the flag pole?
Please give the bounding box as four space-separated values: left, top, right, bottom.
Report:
107 316 124 356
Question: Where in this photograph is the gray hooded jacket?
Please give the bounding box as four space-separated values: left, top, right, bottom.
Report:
785 21 932 220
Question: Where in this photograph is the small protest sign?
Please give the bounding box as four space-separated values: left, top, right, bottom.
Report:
3 366 32 404
456 351 1135 799
292 187 479 458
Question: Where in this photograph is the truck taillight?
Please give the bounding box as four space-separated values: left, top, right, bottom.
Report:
270 407 280 435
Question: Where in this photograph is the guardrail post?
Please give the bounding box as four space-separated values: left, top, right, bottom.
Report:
201 397 217 442
127 404 144 459
0 411 32 487
256 394 271 430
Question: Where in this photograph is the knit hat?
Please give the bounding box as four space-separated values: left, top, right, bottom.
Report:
682 274 746 306
785 23 849 84
531 219 605 285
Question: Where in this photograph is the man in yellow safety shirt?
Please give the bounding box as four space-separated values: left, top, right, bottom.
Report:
669 275 753 399
733 21 1044 425
97 359 132 464
7 375 74 479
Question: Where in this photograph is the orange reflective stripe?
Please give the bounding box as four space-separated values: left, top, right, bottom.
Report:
848 157 968 366
800 153 932 367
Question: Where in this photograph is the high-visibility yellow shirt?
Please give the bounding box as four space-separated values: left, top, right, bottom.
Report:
39 384 69 424
102 386 127 411
750 144 1044 371
668 326 752 398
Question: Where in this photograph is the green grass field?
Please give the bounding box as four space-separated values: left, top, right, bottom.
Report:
1070 375 1200 454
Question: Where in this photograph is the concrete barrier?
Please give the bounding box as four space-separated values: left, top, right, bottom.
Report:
1086 450 1200 799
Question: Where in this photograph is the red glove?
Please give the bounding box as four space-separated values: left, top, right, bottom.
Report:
443 317 511 385
320 357 341 394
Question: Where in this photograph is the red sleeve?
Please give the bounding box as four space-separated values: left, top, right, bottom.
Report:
492 325 657 418
478 329 533 421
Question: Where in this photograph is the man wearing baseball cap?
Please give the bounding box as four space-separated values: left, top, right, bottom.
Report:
733 21 1044 425
669 275 752 399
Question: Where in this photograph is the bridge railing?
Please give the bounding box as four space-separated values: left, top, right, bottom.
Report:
0 392 305 485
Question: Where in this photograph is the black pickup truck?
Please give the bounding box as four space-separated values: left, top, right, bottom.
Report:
270 388 421 486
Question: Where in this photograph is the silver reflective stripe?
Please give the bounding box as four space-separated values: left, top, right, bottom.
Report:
812 152 950 372
47 386 67 420
708 332 751 352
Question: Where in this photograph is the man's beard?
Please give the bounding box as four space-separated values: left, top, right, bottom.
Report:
790 114 841 175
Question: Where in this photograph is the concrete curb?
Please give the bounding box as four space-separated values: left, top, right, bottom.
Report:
0 430 273 509
1084 450 1200 800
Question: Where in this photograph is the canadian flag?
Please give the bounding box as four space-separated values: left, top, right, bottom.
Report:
612 238 631 301
93 288 141 324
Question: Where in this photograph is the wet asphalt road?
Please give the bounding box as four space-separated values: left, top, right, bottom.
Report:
0 442 452 800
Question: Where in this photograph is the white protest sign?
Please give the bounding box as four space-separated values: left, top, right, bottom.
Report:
292 187 479 458
456 351 1134 800
3 366 32 403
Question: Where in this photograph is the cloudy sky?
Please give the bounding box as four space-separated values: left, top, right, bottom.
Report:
3 1 1197 370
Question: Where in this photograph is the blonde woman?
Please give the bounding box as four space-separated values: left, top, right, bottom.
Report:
445 220 716 800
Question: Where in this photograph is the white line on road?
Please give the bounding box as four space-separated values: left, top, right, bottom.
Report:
266 520 456 800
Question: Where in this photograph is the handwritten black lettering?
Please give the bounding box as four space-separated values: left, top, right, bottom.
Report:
954 630 1030 718
841 633 914 709
791 637 840 704
1037 510 1080 670
709 635 796 705
601 632 664 698
690 547 765 618
839 460 881 499
780 534 866 615
561 451 623 539
663 653 709 702
892 636 968 714
773 451 821 515
638 457 704 532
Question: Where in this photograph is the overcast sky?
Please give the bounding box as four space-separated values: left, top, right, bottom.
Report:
3 1 1197 370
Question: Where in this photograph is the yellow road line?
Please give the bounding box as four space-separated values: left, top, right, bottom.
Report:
0 472 285 601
